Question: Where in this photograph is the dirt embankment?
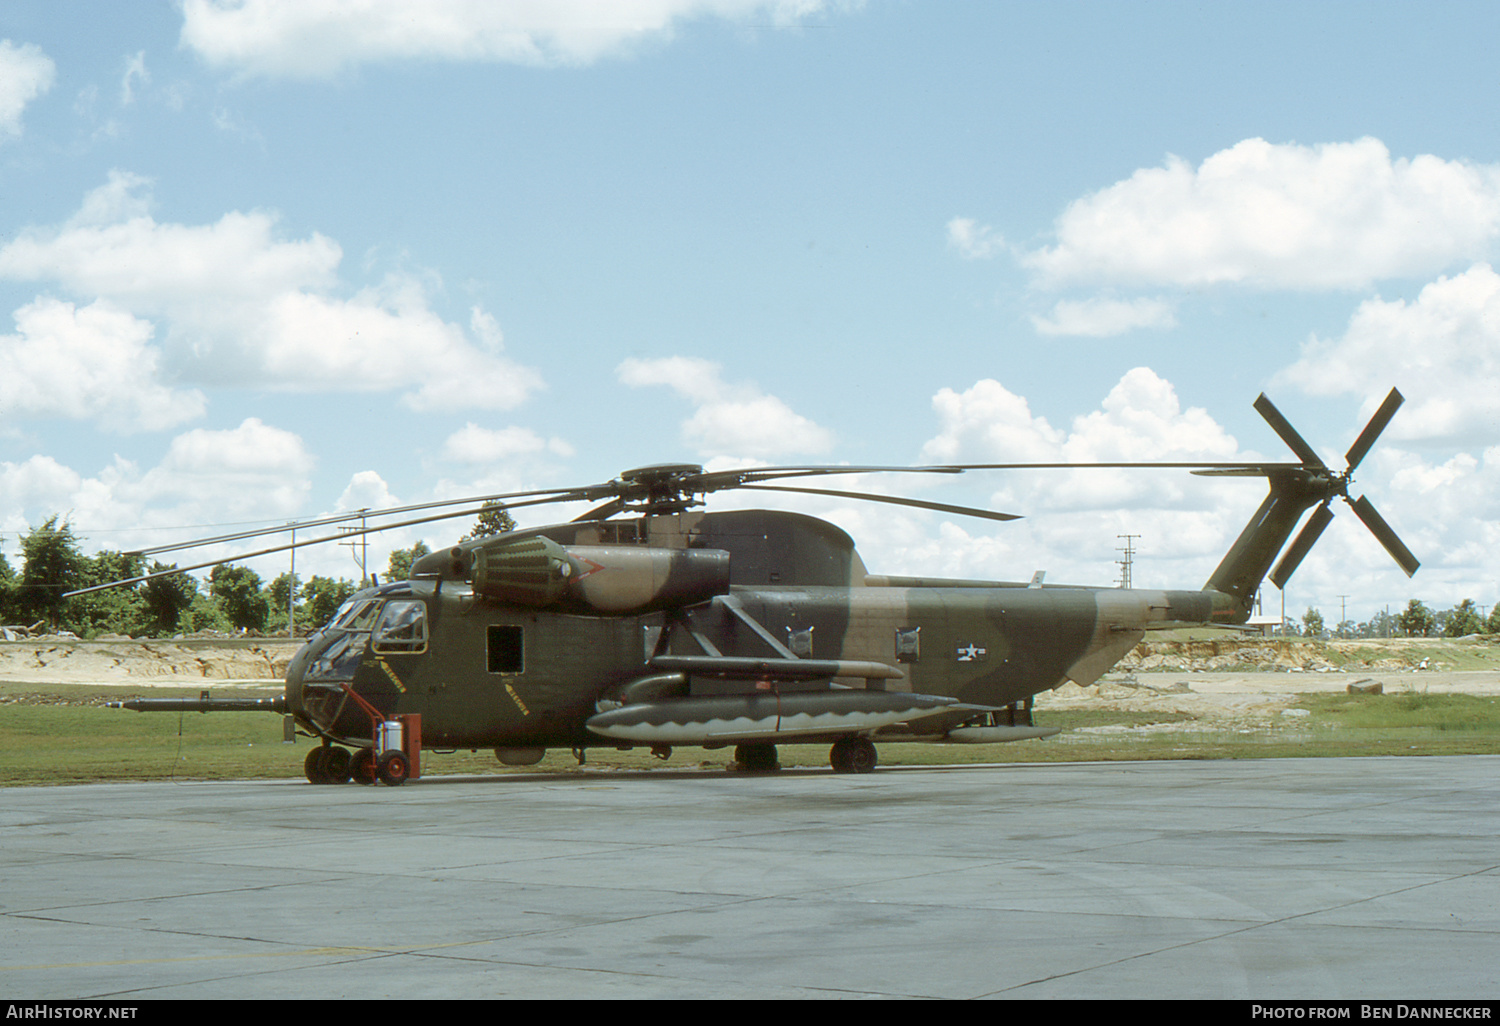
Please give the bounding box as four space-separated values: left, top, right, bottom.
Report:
1042 635 1500 732
0 638 303 684
1120 636 1470 673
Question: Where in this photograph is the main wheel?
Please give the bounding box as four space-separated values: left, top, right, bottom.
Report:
378 750 410 786
322 746 351 783
350 747 377 785
830 737 877 774
304 746 331 784
734 743 779 773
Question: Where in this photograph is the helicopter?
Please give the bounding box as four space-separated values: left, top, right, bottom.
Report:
87 388 1419 785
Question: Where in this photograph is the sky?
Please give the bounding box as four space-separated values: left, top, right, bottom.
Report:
2 0 1499 626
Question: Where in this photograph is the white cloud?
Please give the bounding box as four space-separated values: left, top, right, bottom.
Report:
120 51 149 106
1276 263 1500 446
0 297 206 432
0 173 544 412
617 355 834 459
440 423 575 464
946 217 1004 259
180 0 842 79
1024 137 1500 290
0 39 55 139
0 420 319 569
1030 296 1177 337
921 367 1245 516
337 470 399 512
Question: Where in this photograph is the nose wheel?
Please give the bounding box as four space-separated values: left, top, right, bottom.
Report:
304 744 351 784
830 737 877 773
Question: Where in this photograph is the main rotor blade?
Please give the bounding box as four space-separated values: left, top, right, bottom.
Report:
1253 393 1327 468
132 483 609 557
1344 388 1404 472
63 491 589 599
734 484 1021 522
1348 495 1420 577
694 464 965 491
1270 502 1334 591
936 461 1303 472
572 497 627 522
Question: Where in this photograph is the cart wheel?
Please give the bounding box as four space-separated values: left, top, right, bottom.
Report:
378 750 410 787
350 747 377 785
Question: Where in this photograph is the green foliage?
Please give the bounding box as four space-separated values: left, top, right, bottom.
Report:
1397 599 1435 638
1442 598 1485 638
68 550 147 637
18 516 87 628
1301 607 1325 639
387 540 431 582
140 563 197 636
208 563 269 632
463 501 516 540
266 571 302 632
0 548 16 624
182 593 233 633
302 575 356 628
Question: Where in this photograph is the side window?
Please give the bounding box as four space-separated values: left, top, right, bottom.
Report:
487 624 524 674
373 599 428 654
895 626 921 663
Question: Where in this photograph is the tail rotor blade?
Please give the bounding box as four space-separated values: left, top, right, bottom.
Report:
1349 495 1420 577
1270 502 1334 591
1344 388 1404 472
1254 393 1327 468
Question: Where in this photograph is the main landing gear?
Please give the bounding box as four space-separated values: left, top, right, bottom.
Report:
731 739 879 774
734 742 781 772
829 737 877 774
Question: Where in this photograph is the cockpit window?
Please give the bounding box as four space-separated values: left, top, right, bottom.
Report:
332 598 381 631
373 599 427 654
306 632 365 682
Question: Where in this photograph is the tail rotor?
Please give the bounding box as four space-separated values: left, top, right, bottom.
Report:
1264 388 1418 589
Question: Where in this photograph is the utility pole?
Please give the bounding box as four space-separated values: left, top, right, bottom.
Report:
338 511 370 586
1115 534 1139 589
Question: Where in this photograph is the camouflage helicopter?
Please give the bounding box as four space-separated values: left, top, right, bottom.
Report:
89 389 1418 785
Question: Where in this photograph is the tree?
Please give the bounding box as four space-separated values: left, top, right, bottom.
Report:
303 575 357 628
208 564 269 632
69 550 147 637
1301 607 1325 639
0 547 15 624
140 563 197 636
1397 599 1435 638
1487 603 1500 635
1443 599 1485 638
268 572 301 632
387 541 431 582
18 516 87 629
462 502 516 541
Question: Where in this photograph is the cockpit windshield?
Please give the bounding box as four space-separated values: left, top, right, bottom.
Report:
331 598 382 632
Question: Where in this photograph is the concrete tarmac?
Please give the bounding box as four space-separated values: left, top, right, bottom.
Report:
2 756 1498 1000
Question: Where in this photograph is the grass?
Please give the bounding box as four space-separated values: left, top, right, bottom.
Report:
3 680 1499 785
